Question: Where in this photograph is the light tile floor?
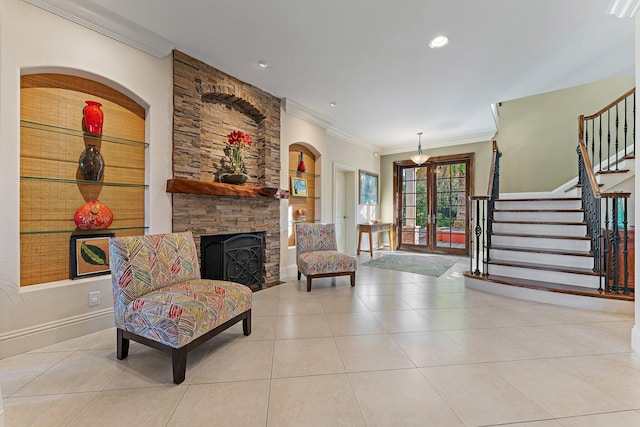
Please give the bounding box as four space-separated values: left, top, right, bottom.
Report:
2 255 640 426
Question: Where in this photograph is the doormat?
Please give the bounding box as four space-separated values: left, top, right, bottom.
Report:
361 253 460 277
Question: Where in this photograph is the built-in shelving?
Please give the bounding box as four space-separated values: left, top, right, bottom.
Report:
19 73 147 286
288 169 320 178
20 120 148 147
20 175 148 187
20 226 148 235
288 144 319 246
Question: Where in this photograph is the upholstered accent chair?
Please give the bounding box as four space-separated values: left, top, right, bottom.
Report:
109 231 252 384
295 223 358 292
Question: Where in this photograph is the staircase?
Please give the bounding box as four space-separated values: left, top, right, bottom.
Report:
465 89 635 310
486 197 603 291
466 192 634 309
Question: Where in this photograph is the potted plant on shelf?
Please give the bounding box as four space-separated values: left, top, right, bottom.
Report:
221 130 252 184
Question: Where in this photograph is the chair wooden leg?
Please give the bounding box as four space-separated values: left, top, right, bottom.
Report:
307 276 312 292
350 272 356 287
172 347 188 385
116 328 129 360
243 310 252 336
297 271 301 280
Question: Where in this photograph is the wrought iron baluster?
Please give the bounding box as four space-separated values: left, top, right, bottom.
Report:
474 199 481 275
623 197 629 295
591 119 595 166
481 200 487 276
469 197 473 274
615 103 620 170
607 110 611 171
624 97 628 157
610 198 620 293
599 115 603 171
603 198 610 292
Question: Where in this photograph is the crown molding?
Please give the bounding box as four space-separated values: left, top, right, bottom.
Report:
380 129 496 156
282 98 334 130
326 127 378 151
23 0 175 58
283 98 379 151
608 0 640 17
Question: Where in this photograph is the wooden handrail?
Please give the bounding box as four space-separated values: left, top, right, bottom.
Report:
486 140 502 197
583 87 635 121
577 137 601 199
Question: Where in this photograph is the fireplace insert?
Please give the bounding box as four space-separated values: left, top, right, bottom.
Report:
201 232 265 291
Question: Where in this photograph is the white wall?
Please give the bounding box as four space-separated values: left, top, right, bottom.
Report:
0 0 173 358
632 12 640 357
279 110 379 278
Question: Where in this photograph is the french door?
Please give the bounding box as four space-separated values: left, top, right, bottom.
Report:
393 154 473 255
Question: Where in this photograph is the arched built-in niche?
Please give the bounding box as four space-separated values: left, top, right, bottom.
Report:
20 73 147 286
198 85 266 183
288 143 319 247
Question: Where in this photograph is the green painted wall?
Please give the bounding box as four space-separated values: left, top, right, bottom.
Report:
495 74 635 193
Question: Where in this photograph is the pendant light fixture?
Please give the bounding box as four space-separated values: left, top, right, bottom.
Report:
410 132 430 165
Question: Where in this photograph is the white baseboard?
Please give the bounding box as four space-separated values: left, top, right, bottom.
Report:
0 308 114 359
632 326 640 355
465 276 634 314
279 264 298 281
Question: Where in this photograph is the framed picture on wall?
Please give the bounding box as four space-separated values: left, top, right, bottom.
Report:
70 232 115 279
291 177 308 196
359 170 379 205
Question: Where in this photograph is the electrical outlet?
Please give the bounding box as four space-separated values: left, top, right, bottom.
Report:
89 291 100 306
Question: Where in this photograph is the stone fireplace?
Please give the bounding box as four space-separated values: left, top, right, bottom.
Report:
170 51 282 288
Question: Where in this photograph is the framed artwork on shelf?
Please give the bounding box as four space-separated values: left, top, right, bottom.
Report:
359 170 379 205
70 232 115 279
291 177 308 196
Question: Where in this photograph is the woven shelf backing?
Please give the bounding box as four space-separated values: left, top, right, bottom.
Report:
20 73 146 286
288 144 318 247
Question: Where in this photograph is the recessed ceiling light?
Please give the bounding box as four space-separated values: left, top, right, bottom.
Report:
329 101 337 107
428 36 449 48
258 60 269 68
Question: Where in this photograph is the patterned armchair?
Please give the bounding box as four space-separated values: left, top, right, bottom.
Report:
295 223 358 292
109 231 252 384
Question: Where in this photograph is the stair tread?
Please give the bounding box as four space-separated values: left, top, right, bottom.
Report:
493 220 586 225
490 245 592 257
494 209 583 213
597 169 630 175
496 197 580 202
488 259 598 276
463 273 633 301
492 232 590 241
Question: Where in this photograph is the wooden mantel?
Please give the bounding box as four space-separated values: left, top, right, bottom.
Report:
166 178 289 199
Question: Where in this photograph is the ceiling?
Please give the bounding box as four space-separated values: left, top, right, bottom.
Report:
35 0 636 152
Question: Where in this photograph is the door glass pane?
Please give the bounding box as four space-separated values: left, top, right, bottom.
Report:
435 162 467 249
400 165 427 246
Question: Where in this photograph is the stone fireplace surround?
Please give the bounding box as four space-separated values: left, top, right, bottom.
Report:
171 51 282 287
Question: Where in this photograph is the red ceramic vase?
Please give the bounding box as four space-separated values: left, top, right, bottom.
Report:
74 200 113 230
83 100 104 135
297 151 306 172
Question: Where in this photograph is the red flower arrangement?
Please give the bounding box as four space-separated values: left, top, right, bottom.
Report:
224 130 253 174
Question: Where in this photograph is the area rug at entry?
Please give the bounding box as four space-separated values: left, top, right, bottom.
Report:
361 253 460 277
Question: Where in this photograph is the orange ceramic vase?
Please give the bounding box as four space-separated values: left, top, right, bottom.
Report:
74 200 113 230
